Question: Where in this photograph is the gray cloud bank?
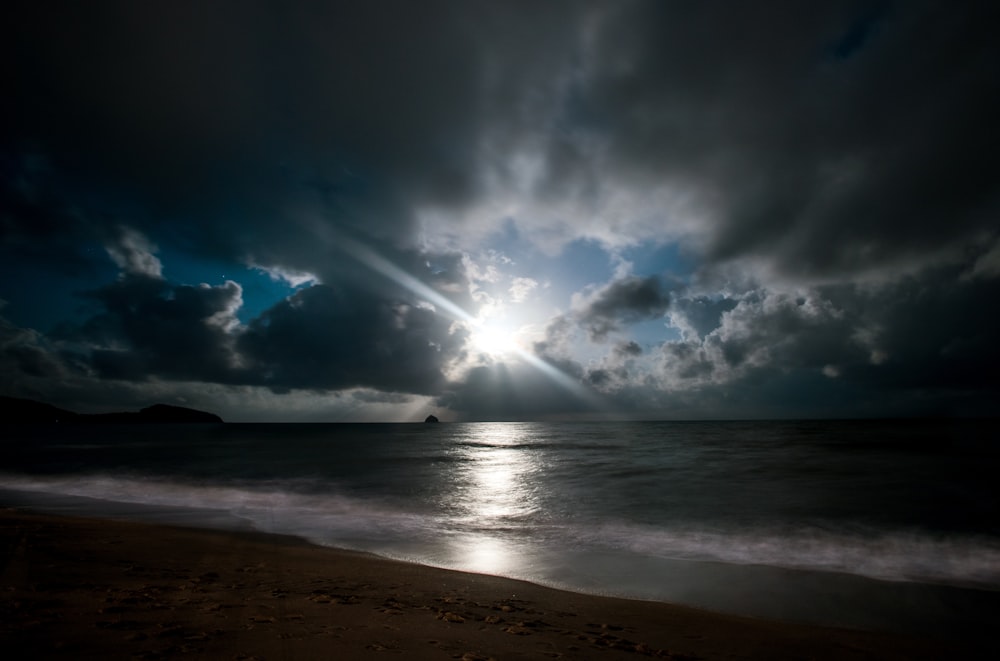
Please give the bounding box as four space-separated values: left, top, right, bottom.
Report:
2 0 999 419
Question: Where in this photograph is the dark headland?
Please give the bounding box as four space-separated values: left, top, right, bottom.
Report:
0 396 223 424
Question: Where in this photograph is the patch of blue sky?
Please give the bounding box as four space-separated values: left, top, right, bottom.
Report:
628 316 681 349
484 224 616 306
158 248 307 324
236 268 312 323
619 240 696 283
549 238 617 290
158 247 233 288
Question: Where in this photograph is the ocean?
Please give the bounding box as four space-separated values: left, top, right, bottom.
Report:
2 419 999 639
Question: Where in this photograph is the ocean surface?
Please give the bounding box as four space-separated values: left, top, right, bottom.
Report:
2 419 999 638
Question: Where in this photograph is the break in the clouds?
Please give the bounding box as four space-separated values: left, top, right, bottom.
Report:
2 0 998 420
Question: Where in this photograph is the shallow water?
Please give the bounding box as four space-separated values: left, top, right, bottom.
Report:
2 419 999 636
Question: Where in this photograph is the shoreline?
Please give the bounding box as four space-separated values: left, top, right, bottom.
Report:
1 508 990 659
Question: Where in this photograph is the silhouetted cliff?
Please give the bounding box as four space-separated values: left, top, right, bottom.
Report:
0 397 223 424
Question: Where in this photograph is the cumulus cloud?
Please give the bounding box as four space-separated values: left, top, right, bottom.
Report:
238 284 466 394
650 264 1000 405
2 0 998 419
658 289 859 389
248 262 318 288
508 277 539 303
584 340 646 392
105 227 162 278
667 296 739 341
60 275 245 383
470 259 1000 419
574 275 671 341
42 265 471 397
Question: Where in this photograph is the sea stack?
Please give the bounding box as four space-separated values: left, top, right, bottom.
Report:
424 414 439 423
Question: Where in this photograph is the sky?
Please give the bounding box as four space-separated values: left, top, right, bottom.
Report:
2 0 998 421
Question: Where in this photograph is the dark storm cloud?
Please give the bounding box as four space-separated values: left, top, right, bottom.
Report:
660 289 859 386
576 276 671 341
558 0 1000 277
0 152 115 280
655 264 1000 412
615 340 643 357
0 312 67 382
2 0 506 412
436 361 593 421
514 278 671 411
238 284 466 395
3 0 999 419
585 340 646 391
475 259 1000 419
597 341 654 393
18 227 470 397
824 271 1000 392
60 275 243 383
3 1 451 275
53 276 468 395
351 390 413 405
5 0 997 275
1 0 588 261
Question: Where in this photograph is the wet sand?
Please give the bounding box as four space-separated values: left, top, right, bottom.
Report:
0 509 987 659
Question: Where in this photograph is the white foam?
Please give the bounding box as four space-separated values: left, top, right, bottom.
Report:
0 472 435 542
577 522 1000 588
3 471 999 590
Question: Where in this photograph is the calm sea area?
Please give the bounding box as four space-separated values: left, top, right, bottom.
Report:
2 419 998 638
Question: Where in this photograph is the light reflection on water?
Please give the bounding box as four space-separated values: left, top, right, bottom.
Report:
459 534 518 574
3 420 1000 637
440 422 543 573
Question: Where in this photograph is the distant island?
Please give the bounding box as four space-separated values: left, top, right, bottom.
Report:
424 414 440 423
0 397 224 424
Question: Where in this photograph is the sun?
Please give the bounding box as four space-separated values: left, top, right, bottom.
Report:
469 320 520 358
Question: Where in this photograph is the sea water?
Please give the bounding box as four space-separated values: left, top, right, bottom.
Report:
2 419 998 638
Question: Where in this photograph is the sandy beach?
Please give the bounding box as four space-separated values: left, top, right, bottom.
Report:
0 509 989 660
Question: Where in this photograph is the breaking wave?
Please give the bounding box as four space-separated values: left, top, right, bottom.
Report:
3 471 999 591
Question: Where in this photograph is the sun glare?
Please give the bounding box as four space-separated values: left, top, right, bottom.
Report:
469 321 519 357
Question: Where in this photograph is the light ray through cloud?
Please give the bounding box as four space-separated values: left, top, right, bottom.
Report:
3 0 998 420
327 226 605 411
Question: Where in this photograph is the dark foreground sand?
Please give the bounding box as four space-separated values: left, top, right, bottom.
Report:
0 509 988 660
